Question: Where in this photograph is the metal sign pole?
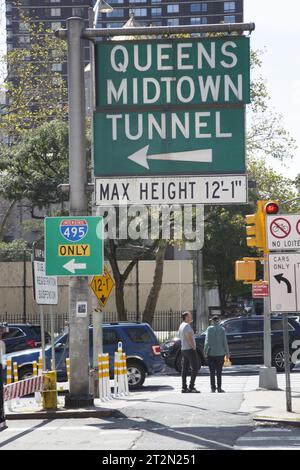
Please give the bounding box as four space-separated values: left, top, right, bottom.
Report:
49 305 56 371
283 314 292 412
0 334 7 432
64 17 93 408
40 305 46 370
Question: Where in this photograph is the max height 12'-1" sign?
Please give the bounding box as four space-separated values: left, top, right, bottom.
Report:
93 37 250 177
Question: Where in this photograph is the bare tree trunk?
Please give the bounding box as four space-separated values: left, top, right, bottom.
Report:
143 241 167 326
115 280 127 321
0 200 16 241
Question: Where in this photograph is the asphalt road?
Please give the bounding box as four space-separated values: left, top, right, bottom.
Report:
1 367 300 450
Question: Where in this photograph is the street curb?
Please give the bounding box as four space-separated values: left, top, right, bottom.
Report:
5 408 117 420
254 416 300 428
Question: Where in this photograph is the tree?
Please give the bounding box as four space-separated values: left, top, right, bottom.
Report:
0 10 67 140
0 120 69 238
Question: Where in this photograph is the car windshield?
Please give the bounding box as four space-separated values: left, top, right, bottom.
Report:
54 333 68 346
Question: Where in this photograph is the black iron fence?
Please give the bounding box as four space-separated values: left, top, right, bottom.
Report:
0 310 194 343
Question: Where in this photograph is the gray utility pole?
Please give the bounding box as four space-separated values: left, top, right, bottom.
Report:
193 250 207 334
259 254 278 390
64 17 93 408
283 314 292 412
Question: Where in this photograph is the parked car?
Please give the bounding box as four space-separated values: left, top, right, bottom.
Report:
1 323 51 354
4 322 164 389
161 316 300 373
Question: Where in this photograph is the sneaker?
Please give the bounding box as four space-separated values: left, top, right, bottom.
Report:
217 388 225 393
181 388 188 393
188 387 200 393
211 389 216 393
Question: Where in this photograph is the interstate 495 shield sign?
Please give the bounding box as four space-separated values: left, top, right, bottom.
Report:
45 216 104 276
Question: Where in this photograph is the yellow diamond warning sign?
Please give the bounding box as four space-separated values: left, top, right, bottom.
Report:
90 266 114 308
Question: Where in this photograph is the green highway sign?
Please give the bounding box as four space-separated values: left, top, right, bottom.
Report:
45 216 104 276
93 36 250 177
95 37 250 107
93 107 245 176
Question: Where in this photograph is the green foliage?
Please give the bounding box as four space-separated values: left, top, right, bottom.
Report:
0 239 30 261
0 7 67 140
0 120 69 210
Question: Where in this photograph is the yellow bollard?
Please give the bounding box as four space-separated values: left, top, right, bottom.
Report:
38 356 43 375
32 361 38 377
6 358 12 384
42 371 57 410
13 362 18 382
66 357 70 381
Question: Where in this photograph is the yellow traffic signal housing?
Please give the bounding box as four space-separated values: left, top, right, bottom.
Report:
235 260 256 282
245 200 279 251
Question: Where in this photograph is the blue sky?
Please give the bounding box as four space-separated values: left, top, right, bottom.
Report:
245 0 300 178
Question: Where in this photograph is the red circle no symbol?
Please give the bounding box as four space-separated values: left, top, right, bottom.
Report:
270 218 291 239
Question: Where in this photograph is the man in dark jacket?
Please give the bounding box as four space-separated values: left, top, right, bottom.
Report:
204 316 230 393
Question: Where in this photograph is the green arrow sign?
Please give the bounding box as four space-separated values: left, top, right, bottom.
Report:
93 107 245 176
45 216 104 276
93 36 249 177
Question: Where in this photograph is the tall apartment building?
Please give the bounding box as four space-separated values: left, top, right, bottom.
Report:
97 1 243 28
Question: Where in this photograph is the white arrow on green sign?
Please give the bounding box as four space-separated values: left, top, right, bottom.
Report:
45 216 104 277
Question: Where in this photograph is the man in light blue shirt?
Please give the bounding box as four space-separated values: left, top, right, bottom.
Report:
178 311 200 393
204 316 230 393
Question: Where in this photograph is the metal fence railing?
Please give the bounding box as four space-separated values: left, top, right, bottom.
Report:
0 310 192 343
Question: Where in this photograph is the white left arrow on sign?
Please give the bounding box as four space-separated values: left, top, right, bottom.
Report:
128 145 212 169
63 259 87 274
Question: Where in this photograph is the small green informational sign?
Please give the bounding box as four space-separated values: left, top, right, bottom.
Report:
45 216 103 277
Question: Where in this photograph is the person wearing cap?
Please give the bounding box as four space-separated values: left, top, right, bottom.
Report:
178 311 200 393
204 316 230 393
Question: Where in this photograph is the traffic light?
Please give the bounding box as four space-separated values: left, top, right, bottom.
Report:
245 200 279 251
235 260 256 282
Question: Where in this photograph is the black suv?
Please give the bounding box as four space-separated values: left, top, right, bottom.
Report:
1 324 51 354
161 316 300 373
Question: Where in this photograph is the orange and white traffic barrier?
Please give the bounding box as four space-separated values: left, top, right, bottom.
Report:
6 358 12 385
38 355 43 375
32 361 38 377
98 353 111 401
114 342 129 397
13 362 18 383
66 358 70 382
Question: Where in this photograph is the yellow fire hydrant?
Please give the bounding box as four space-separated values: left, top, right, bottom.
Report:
42 371 58 410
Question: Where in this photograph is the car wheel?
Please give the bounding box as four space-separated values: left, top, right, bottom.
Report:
127 361 146 389
272 347 295 372
18 365 34 381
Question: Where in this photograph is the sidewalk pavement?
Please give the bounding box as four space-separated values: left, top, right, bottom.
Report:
241 389 300 426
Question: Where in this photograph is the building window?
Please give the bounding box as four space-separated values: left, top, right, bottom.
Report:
51 21 62 30
107 8 124 17
51 8 61 16
50 0 61 3
190 3 207 13
167 4 179 14
19 35 30 44
152 0 161 2
72 7 84 16
224 15 235 23
110 0 124 2
151 8 161 17
106 23 123 28
134 8 147 16
224 2 236 13
52 63 62 72
190 17 207 25
167 18 179 26
19 21 29 31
